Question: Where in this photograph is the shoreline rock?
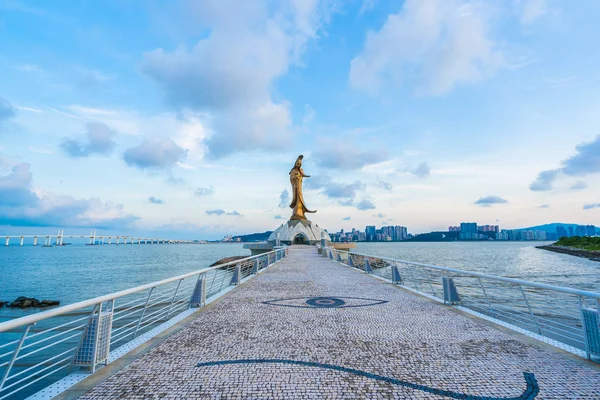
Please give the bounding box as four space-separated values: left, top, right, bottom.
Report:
536 245 600 262
210 256 249 267
3 296 60 308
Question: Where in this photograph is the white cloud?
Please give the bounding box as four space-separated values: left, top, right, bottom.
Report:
360 0 378 14
65 106 209 161
302 104 316 124
349 0 503 95
519 0 549 25
142 0 330 158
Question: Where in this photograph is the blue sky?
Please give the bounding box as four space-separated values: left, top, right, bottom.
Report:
1 0 599 240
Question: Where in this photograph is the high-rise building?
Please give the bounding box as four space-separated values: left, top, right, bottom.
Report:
478 225 500 233
365 226 376 242
568 226 574 237
459 222 478 240
576 225 587 237
449 226 460 232
556 226 567 239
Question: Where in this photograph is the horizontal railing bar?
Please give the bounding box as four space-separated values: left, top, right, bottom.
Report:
0 339 20 352
0 362 69 400
15 331 81 361
474 304 582 336
5 347 74 383
465 305 584 344
24 315 90 341
0 249 282 332
19 323 87 352
1 353 73 392
342 250 600 299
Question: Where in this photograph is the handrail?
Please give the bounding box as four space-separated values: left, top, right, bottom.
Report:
327 246 600 361
340 250 600 299
0 249 278 332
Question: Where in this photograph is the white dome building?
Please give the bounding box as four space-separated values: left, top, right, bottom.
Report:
268 220 331 246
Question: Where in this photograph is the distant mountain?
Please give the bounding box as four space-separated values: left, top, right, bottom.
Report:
516 223 599 234
406 231 459 242
232 231 272 242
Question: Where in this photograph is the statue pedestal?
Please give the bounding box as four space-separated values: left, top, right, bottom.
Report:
268 220 330 246
243 219 331 255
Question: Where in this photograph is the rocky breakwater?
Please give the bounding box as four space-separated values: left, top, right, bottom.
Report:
536 245 600 262
0 297 60 308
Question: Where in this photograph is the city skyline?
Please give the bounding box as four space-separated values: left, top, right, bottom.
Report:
1 1 600 240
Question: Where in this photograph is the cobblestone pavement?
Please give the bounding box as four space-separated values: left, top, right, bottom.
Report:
81 246 600 399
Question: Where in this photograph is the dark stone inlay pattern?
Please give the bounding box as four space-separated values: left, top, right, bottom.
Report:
262 296 388 308
306 296 346 308
196 359 539 400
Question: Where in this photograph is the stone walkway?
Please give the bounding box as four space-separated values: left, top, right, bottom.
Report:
81 246 600 399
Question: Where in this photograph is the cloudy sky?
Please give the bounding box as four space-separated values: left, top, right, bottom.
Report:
1 0 599 239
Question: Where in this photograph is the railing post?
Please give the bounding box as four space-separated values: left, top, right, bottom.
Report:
252 258 259 274
477 277 496 318
518 284 542 334
0 323 33 391
336 252 342 263
391 263 402 284
230 263 241 285
133 287 154 339
348 255 354 268
364 258 372 274
164 279 183 320
190 273 207 307
442 276 461 305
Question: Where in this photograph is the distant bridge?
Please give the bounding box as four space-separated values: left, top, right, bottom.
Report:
2 230 197 247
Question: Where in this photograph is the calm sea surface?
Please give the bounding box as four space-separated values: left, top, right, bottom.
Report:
0 242 248 322
1 241 599 322
1 240 599 397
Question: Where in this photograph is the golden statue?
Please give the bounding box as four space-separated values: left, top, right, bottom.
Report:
289 155 316 220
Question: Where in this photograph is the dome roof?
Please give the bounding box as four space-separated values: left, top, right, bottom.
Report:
268 220 331 243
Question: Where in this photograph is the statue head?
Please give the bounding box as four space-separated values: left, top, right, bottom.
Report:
294 155 304 168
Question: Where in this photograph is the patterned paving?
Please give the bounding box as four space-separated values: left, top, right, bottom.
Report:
81 246 600 399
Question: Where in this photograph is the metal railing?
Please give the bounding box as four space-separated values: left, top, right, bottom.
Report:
323 247 600 361
0 247 287 399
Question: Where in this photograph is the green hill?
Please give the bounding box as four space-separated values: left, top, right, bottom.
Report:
517 223 598 234
232 231 272 242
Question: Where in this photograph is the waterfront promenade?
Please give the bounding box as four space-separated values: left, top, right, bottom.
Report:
72 246 599 399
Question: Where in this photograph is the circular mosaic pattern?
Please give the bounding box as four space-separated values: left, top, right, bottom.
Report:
261 296 388 308
305 297 346 308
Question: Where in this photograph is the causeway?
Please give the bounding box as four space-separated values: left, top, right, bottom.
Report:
73 246 600 399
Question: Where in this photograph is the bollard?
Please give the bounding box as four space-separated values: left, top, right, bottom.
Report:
230 264 241 285
191 274 207 307
442 277 461 305
33 236 38 246
391 264 402 284
5 236 9 246
364 258 372 274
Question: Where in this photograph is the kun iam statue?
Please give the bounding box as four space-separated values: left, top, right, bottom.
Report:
244 154 332 252
289 155 316 221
